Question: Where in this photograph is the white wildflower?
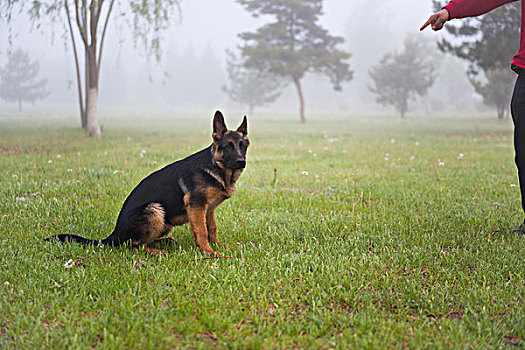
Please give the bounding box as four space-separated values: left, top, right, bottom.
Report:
16 197 26 202
438 159 445 167
301 171 309 176
511 184 517 187
56 154 61 159
64 259 74 268
113 170 120 175
458 153 464 159
415 141 420 146
48 160 53 164
390 139 395 144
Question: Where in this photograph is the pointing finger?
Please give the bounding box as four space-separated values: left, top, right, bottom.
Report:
420 16 433 31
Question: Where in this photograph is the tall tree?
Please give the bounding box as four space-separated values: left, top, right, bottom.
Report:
222 50 283 113
0 49 50 111
369 35 436 117
433 1 519 119
237 0 353 123
1 1 181 137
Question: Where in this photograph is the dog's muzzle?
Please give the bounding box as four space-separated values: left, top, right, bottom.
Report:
235 158 246 169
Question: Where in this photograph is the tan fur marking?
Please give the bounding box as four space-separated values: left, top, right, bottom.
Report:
212 144 224 169
205 186 228 209
132 202 171 247
203 168 227 190
206 209 218 245
183 193 190 206
221 169 243 197
145 202 165 217
186 205 216 255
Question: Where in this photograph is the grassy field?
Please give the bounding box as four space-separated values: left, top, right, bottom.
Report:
1 111 524 349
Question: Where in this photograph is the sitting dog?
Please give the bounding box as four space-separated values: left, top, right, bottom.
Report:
47 111 249 255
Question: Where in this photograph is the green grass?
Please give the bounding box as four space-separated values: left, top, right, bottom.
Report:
1 112 524 349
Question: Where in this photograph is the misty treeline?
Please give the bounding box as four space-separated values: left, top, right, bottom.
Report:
0 0 520 137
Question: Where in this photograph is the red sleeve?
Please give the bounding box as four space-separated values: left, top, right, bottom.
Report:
444 0 518 19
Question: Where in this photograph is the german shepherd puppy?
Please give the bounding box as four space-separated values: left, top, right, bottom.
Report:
47 111 249 255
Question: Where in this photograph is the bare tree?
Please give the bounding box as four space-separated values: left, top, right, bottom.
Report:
1 1 181 138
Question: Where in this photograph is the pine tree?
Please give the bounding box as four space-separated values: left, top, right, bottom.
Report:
237 0 353 123
0 49 50 111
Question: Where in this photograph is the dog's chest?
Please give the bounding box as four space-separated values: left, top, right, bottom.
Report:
206 186 233 210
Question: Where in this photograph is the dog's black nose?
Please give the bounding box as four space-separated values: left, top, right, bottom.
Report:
236 159 246 169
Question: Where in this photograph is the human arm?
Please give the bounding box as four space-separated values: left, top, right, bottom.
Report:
445 0 517 19
420 0 518 31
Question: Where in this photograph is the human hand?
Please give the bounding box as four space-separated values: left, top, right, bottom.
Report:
420 9 450 31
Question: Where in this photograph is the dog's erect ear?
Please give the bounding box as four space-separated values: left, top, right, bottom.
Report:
236 116 248 136
213 110 227 139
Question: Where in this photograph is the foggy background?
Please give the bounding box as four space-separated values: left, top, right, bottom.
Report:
0 0 482 116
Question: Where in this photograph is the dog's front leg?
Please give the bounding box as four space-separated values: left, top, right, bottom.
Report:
206 209 218 245
186 205 217 255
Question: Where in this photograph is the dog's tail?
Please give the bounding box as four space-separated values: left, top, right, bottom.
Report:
45 234 103 245
45 231 126 247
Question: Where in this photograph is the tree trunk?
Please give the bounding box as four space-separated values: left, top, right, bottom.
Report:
399 99 407 118
86 45 101 138
86 87 101 137
497 105 505 120
64 1 87 129
82 47 89 129
293 77 306 124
